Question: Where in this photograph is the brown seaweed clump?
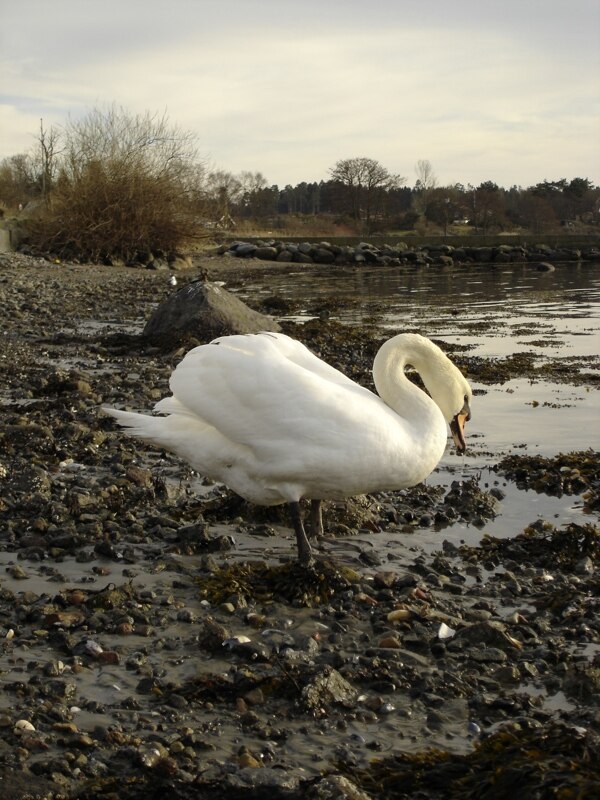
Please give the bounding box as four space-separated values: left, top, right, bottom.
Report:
338 722 600 800
196 559 361 607
495 449 599 499
459 352 538 384
461 521 600 571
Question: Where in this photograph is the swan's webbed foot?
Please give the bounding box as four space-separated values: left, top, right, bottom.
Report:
288 501 314 566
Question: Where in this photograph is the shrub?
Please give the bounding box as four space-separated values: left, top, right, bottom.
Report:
28 106 206 262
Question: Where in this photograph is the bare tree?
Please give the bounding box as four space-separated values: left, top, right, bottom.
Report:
415 159 437 191
29 104 205 260
204 170 243 227
238 171 269 217
61 105 198 182
412 159 438 218
36 119 61 205
329 157 404 230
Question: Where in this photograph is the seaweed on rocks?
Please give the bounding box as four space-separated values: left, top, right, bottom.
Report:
336 722 600 800
70 774 303 800
495 449 600 502
2 252 600 800
196 559 361 607
458 352 537 384
459 521 600 640
460 520 600 570
201 489 382 534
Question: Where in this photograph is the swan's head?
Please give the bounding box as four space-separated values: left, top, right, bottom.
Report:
432 365 472 454
374 333 473 454
408 337 472 454
448 391 471 454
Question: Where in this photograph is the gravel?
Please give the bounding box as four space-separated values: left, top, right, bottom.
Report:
0 252 598 799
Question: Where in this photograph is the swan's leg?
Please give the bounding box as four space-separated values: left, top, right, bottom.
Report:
308 499 323 539
288 502 313 565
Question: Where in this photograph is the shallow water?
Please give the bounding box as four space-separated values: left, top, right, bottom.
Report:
238 260 600 355
235 261 600 546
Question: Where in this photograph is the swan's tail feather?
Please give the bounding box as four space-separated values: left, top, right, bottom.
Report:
103 407 169 444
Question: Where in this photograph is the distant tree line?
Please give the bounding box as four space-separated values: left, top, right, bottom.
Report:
0 106 598 260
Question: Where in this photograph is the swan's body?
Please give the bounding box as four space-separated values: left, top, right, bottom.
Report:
106 332 471 563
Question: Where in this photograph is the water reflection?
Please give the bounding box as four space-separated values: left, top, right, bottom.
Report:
236 261 600 543
239 261 600 360
239 261 600 335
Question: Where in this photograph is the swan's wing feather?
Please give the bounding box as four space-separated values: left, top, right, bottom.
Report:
210 332 357 387
166 333 378 458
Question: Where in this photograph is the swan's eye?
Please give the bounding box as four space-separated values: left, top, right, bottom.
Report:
460 395 471 421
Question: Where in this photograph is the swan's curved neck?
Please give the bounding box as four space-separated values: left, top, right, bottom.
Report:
372 334 446 438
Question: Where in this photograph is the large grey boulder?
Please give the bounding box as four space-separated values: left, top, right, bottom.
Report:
143 280 281 347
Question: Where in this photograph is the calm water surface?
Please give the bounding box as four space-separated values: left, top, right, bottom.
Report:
236 261 600 545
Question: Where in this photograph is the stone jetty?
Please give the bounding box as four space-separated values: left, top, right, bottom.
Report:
219 239 599 267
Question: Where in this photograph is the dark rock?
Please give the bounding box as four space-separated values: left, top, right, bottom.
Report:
301 666 358 711
472 247 493 262
361 249 379 263
276 250 293 262
254 246 278 260
314 248 336 264
563 664 600 702
142 281 280 346
176 522 233 553
293 251 314 264
232 243 257 257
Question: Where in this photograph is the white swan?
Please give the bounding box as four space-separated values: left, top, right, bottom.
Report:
105 331 472 564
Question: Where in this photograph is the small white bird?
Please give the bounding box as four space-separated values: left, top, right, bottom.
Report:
168 275 178 287
105 332 471 564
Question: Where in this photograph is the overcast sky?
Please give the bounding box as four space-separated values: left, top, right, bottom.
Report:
1 0 598 188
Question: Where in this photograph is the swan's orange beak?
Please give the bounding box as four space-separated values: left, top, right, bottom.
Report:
450 412 468 454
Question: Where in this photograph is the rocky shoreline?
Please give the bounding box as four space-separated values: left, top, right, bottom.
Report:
219 238 600 268
0 252 599 799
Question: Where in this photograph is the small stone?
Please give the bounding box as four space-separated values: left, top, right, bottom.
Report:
387 608 411 623
378 635 402 648
575 557 593 575
116 622 134 635
14 720 36 733
8 565 28 580
470 647 508 664
97 650 120 665
238 751 262 768
53 722 79 734
313 775 372 800
301 667 358 711
493 665 521 684
243 688 265 706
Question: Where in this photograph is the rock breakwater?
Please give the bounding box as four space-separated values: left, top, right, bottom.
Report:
220 239 599 267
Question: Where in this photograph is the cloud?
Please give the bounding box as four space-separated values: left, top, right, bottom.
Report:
0 1 598 186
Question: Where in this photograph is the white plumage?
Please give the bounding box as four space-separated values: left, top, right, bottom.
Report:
105 331 472 563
